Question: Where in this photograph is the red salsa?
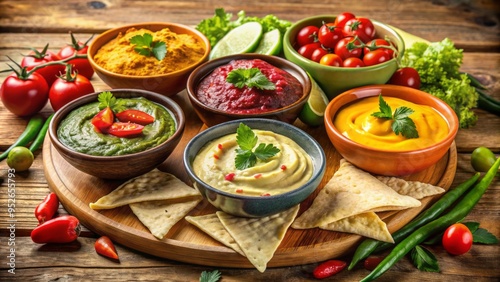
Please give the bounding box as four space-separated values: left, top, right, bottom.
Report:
196 59 303 114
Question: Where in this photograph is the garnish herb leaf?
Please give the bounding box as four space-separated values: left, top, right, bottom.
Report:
97 91 126 112
410 245 440 272
199 270 221 282
472 228 499 244
371 94 419 139
129 33 167 61
226 68 276 90
234 123 280 170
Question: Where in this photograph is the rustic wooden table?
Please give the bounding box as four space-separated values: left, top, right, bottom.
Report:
0 1 499 281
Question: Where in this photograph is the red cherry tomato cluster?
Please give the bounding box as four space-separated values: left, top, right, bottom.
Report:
295 12 397 68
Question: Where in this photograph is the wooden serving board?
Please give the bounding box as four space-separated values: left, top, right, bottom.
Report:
42 110 457 268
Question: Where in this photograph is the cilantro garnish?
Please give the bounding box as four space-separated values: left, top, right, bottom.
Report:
129 33 167 61
235 123 280 170
199 270 221 282
226 68 276 90
371 94 419 139
97 91 126 112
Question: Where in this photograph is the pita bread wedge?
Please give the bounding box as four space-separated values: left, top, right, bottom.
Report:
377 176 445 199
292 160 421 229
320 212 394 243
185 214 245 257
89 170 201 210
217 205 300 273
130 198 201 239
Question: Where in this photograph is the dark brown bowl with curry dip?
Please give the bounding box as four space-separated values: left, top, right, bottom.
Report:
48 89 185 180
186 53 311 127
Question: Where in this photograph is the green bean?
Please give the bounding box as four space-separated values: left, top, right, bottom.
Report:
29 114 53 152
0 114 44 161
348 172 480 270
360 157 500 282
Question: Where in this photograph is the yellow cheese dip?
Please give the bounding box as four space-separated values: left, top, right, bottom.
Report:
334 96 449 151
94 27 205 76
192 130 313 197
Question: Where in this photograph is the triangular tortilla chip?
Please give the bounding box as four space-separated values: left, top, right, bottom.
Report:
185 214 246 257
217 205 299 273
89 170 201 210
377 176 445 199
292 160 421 229
320 212 394 243
130 198 201 239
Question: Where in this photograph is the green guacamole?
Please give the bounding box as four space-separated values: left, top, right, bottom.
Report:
57 97 176 156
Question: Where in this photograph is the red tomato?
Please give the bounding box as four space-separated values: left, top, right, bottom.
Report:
91 107 114 133
116 109 155 125
319 53 343 67
388 67 421 89
364 39 395 58
310 47 329 63
297 42 322 60
334 36 363 60
21 45 65 87
343 17 376 43
363 49 391 66
442 223 473 256
49 68 95 111
107 122 144 138
343 57 365 68
295 25 319 47
58 46 94 80
317 22 343 49
0 72 49 116
333 12 356 27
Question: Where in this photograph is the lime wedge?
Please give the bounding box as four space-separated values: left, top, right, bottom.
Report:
253 29 282 55
299 74 330 127
209 22 263 59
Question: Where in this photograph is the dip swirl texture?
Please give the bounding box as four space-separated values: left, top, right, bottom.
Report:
192 130 313 196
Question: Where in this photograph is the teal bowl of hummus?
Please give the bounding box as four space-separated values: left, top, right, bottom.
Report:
49 89 185 179
183 118 326 217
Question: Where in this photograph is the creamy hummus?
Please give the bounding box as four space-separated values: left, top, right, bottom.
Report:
193 130 313 196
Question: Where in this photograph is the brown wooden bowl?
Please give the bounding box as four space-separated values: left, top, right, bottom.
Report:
87 22 210 97
185 53 311 127
324 84 459 176
48 89 185 179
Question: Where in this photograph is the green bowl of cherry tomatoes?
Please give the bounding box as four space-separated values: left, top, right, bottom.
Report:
283 13 405 99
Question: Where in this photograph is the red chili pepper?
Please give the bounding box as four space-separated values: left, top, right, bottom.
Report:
34 192 59 224
95 236 119 260
31 215 80 244
313 259 347 279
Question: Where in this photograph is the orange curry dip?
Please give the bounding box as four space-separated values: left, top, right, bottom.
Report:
93 27 205 76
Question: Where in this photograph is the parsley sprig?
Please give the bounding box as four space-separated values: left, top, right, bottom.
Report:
129 33 167 61
371 94 419 139
97 91 126 112
234 123 280 170
199 270 221 282
226 68 276 90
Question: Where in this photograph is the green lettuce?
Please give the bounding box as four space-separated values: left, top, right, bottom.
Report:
400 38 478 128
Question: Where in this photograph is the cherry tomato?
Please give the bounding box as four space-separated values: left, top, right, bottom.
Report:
95 236 119 260
442 223 473 255
343 17 376 43
296 25 319 47
317 22 343 49
107 122 144 138
0 72 49 116
342 57 365 68
364 38 395 58
363 49 391 66
297 42 322 60
21 44 65 87
91 107 114 133
334 36 363 60
319 53 343 67
116 109 155 125
388 67 421 89
334 12 356 27
310 47 329 63
58 36 94 80
49 66 95 111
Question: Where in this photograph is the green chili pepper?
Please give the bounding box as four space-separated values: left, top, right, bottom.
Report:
29 114 53 152
348 172 480 270
0 114 44 161
360 157 500 282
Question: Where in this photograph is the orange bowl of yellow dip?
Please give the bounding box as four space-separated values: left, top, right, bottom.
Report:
324 84 459 176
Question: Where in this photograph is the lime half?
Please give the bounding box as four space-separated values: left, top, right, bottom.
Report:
299 74 330 127
209 22 263 59
253 29 282 55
